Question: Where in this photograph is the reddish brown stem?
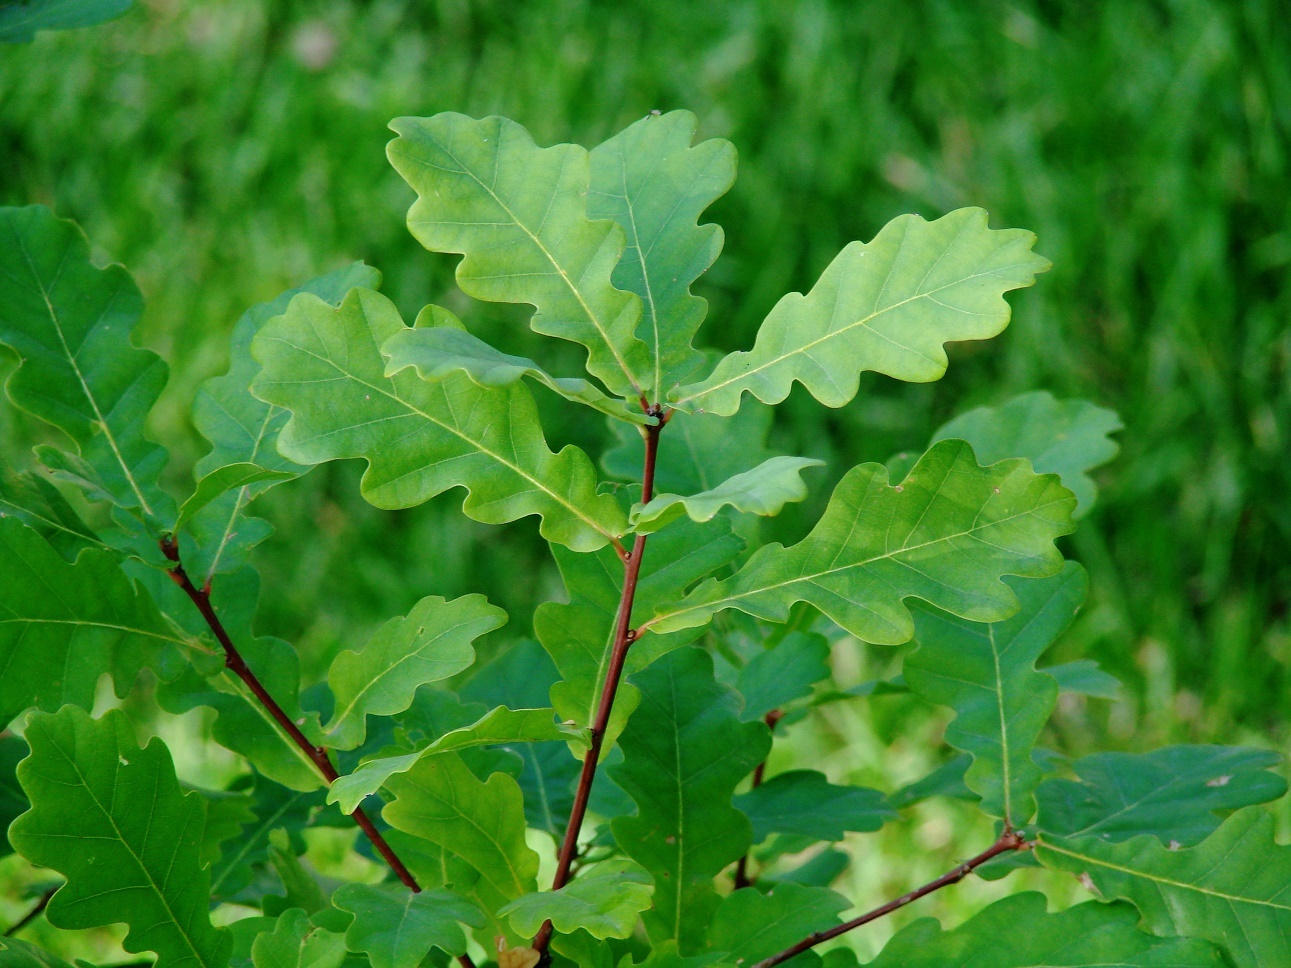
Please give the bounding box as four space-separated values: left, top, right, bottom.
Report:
159 539 430 904
733 708 785 889
748 831 1028 968
533 414 665 956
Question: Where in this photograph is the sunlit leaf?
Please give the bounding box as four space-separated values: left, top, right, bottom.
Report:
175 463 294 535
9 707 232 968
251 909 345 968
388 112 651 398
630 456 824 534
500 860 653 941
332 883 483 967
672 208 1048 415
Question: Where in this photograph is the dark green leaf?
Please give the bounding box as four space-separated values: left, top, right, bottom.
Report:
737 632 832 721
209 778 321 903
0 0 130 43
707 884 849 967
252 909 345 968
735 771 895 844
888 754 974 809
0 938 78 968
332 883 482 967
0 463 104 559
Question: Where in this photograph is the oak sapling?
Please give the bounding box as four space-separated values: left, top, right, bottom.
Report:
0 111 1283 968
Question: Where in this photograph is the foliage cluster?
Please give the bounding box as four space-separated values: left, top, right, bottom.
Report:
0 102 1287 968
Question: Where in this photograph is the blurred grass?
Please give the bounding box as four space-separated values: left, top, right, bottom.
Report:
1 2 1290 955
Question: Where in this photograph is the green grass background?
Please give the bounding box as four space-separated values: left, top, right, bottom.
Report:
2 0 1290 960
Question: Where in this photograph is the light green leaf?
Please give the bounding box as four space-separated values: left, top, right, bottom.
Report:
188 263 374 580
500 860 653 941
175 463 294 534
734 770 895 844
932 391 1122 516
737 631 832 721
0 938 78 968
644 439 1074 642
1036 745 1286 847
0 206 171 519
1045 659 1122 699
251 286 626 552
610 647 771 953
330 706 585 813
9 707 232 968
0 463 105 559
864 891 1220 967
587 110 736 398
707 884 849 968
332 883 483 967
0 0 130 43
630 456 824 533
1036 808 1289 968
0 518 192 727
603 398 778 495
324 593 507 750
251 910 345 968
671 208 1049 415
382 323 649 424
388 112 651 398
904 562 1087 825
536 517 744 751
382 752 540 935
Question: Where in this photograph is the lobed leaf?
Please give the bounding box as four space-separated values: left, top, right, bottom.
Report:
1036 808 1291 968
388 112 651 398
0 518 191 727
174 463 294 535
587 110 736 398
250 286 626 551
251 909 345 968
736 631 832 721
382 320 648 424
9 707 232 968
610 647 771 953
734 770 895 844
903 562 1087 825
1036 745 1286 847
644 439 1074 642
706 885 850 968
630 456 824 534
500 860 654 941
864 891 1220 967
324 593 506 750
671 208 1049 415
0 461 104 559
329 706 586 813
208 779 320 902
0 205 171 519
331 883 483 967
932 391 1122 516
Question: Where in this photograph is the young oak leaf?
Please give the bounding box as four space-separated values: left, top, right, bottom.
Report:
324 593 507 750
0 518 192 728
903 561 1088 826
388 112 652 399
587 110 736 398
1035 808 1291 968
499 860 654 941
249 286 627 552
642 439 1075 643
9 707 233 968
0 205 172 520
863 891 1220 967
332 883 484 968
629 456 825 534
670 207 1050 415
1035 745 1286 847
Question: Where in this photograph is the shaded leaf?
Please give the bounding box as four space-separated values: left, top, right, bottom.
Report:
587 110 735 397
645 440 1074 642
9 707 232 968
0 938 78 968
330 707 586 813
332 883 482 967
1045 660 1122 699
198 787 257 869
737 632 832 721
0 463 104 559
630 456 824 533
324 593 507 750
888 754 975 809
1036 745 1286 847
932 391 1122 517
209 778 320 902
251 286 625 551
252 909 345 968
264 830 326 916
175 463 293 534
500 860 653 941
0 0 130 42
0 518 192 727
1036 809 1289 968
707 884 849 967
864 891 1220 967
382 322 647 424
904 562 1087 825
734 771 895 844
0 206 171 519
672 208 1048 415
610 647 771 952
388 112 651 398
